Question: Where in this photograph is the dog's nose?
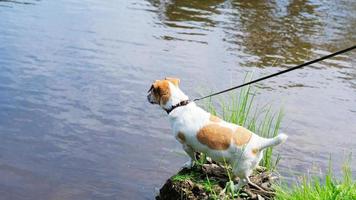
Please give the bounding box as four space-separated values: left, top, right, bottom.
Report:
147 94 152 103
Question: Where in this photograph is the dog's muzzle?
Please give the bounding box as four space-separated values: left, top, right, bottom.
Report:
147 94 156 104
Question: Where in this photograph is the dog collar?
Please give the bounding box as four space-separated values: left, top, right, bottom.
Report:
165 100 190 114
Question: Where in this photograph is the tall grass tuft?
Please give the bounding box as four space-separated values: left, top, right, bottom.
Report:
204 76 283 171
274 157 356 200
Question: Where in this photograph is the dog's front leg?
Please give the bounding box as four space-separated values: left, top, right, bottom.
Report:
182 144 196 169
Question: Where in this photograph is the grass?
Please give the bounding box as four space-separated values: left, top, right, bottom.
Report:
204 75 283 171
204 175 219 199
170 163 239 200
171 167 220 194
274 157 356 200
171 169 200 182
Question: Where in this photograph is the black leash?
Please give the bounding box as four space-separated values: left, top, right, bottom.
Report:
193 45 356 102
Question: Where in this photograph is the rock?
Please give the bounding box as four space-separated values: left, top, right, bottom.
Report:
156 163 277 200
192 184 204 196
202 164 227 179
261 182 270 190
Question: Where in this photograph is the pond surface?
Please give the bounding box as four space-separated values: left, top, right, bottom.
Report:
0 0 355 199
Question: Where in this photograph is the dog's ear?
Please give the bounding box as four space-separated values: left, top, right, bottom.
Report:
152 82 159 93
165 77 180 87
147 84 154 93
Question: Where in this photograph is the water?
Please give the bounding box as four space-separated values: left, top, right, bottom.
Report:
0 0 355 199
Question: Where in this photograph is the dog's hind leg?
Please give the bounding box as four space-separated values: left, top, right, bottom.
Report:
182 144 196 169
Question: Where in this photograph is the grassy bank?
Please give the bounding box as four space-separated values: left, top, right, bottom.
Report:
274 158 356 200
165 159 356 200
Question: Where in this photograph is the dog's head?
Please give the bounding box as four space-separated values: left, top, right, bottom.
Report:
147 77 188 111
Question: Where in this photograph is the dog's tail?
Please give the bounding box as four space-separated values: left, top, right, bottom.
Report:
257 133 288 150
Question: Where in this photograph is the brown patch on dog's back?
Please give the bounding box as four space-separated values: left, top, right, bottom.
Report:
153 80 171 105
209 114 221 123
177 132 186 144
197 124 232 150
233 127 252 146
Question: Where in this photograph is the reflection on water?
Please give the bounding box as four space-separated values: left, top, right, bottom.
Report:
148 0 355 67
228 0 321 66
0 0 355 199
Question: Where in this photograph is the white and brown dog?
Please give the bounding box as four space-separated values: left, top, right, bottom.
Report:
147 77 287 191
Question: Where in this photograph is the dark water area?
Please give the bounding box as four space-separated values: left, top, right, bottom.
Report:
0 0 355 199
